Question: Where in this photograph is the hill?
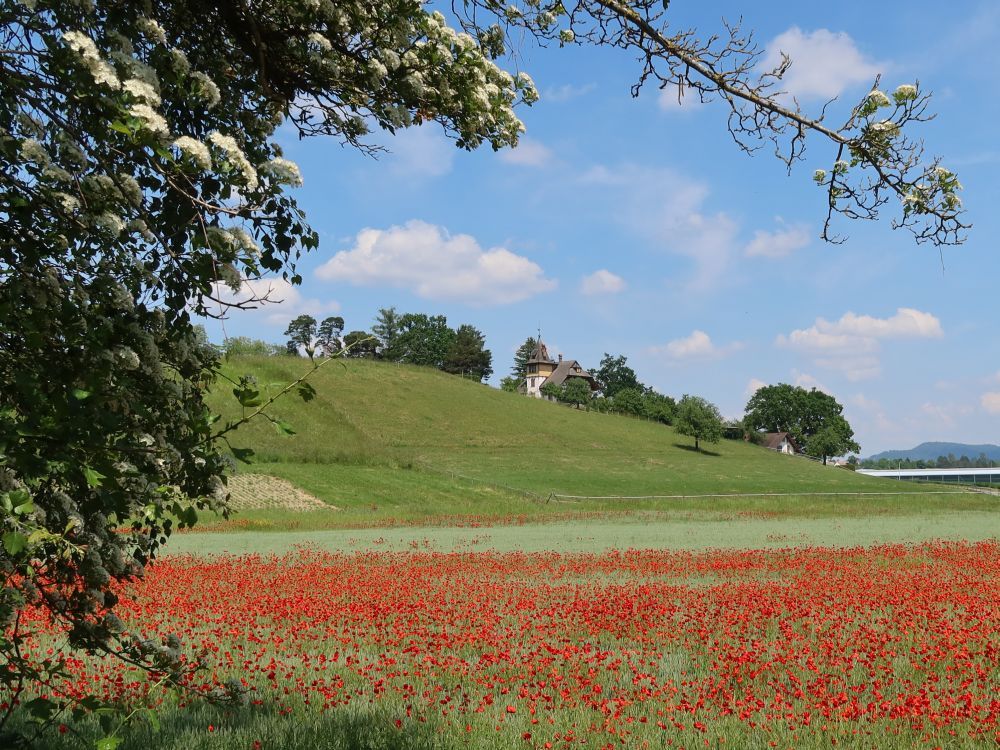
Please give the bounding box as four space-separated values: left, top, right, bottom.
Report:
197 356 978 526
868 442 1000 462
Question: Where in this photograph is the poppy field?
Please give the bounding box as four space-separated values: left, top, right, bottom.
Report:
14 540 1000 749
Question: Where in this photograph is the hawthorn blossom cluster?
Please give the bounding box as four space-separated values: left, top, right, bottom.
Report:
812 82 963 237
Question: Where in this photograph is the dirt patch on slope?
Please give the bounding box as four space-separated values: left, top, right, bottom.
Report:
227 474 337 511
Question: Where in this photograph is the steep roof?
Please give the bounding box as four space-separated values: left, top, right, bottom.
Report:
542 359 599 390
761 432 801 452
526 340 556 365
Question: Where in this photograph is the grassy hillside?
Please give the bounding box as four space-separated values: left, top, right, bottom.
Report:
197 356 998 527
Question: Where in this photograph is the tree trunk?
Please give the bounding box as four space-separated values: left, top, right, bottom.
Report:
695 436 700 450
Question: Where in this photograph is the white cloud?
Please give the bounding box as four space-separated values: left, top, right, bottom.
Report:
315 220 557 306
500 137 553 167
580 269 626 295
922 401 957 427
543 82 596 102
744 222 811 258
981 392 1000 415
745 378 768 397
777 308 942 382
760 27 882 101
825 308 944 339
209 278 340 327
650 330 742 361
792 370 831 394
387 125 455 178
581 164 739 291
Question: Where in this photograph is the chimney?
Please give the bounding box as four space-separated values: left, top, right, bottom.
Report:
558 354 563 362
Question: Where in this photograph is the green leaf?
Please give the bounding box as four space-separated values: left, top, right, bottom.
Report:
2 531 28 555
230 446 255 464
109 121 132 135
13 499 34 515
72 388 91 400
83 466 106 487
297 382 317 403
274 420 296 436
96 736 123 750
24 696 57 722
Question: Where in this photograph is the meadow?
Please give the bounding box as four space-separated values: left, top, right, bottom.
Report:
9 357 999 749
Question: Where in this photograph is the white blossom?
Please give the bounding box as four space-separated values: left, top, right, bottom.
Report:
42 164 73 183
207 131 258 189
262 157 303 187
128 103 170 138
93 211 125 236
168 48 190 75
172 135 212 170
307 32 332 53
127 218 156 242
813 169 827 183
55 192 80 212
19 138 49 165
205 226 234 250
833 160 850 174
228 227 261 257
123 78 160 105
190 71 221 108
866 89 891 108
894 84 918 103
137 16 167 45
113 346 140 370
116 173 142 206
62 30 120 89
868 120 900 139
559 29 575 43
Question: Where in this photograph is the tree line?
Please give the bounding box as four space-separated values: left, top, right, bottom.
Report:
222 307 494 382
860 454 999 470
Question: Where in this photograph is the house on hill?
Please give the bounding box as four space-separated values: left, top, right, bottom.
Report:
761 432 802 455
522 339 599 397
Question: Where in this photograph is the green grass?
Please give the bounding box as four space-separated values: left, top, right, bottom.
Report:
207 357 995 525
167 511 1000 556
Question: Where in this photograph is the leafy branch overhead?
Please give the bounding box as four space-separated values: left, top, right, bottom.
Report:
458 0 967 246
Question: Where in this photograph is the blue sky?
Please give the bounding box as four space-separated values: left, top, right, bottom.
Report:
203 0 1000 456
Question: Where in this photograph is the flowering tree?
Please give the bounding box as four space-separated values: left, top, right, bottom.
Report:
0 0 535 741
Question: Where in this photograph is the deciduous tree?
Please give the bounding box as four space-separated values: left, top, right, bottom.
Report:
675 395 724 451
0 0 532 740
595 354 642 398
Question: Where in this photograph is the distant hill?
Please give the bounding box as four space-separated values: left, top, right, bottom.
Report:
868 442 1000 462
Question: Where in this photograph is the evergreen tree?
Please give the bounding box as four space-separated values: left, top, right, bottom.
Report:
511 336 538 380
372 307 402 359
443 325 493 382
283 314 318 356
316 316 345 356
